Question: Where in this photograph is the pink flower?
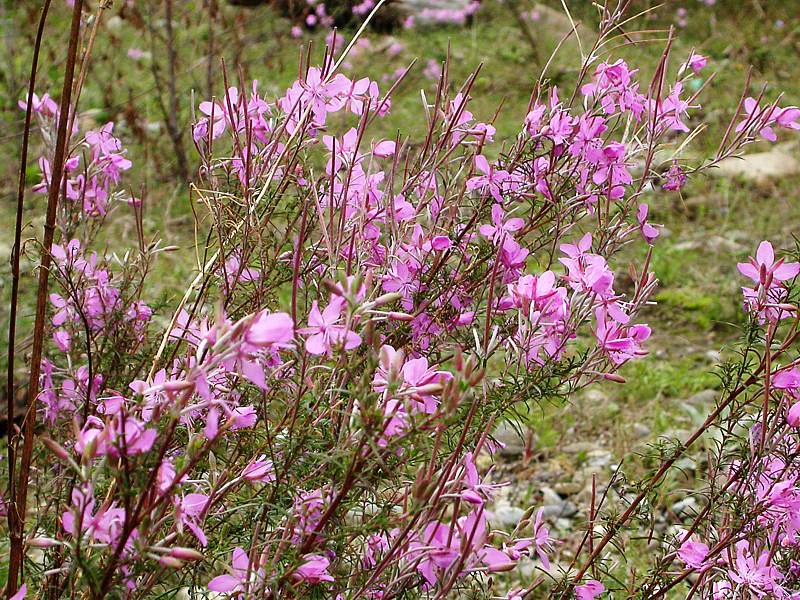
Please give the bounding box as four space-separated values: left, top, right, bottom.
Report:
223 253 260 287
637 203 661 245
53 329 72 352
595 308 651 365
458 451 504 505
246 311 294 349
19 92 57 116
176 493 210 546
299 297 361 356
467 155 515 203
575 580 605 599
242 455 275 482
787 402 800 427
738 241 800 285
738 241 800 324
373 139 396 157
677 535 711 571
480 204 524 244
292 554 335 584
683 51 708 75
662 162 687 191
209 546 261 593
532 508 555 570
727 540 783 596
736 97 800 142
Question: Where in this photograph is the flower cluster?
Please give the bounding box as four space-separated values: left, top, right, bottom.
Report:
23 100 134 217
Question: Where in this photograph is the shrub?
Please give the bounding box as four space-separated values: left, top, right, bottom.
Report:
4 3 800 599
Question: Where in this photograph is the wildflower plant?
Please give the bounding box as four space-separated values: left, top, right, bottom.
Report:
4 2 800 599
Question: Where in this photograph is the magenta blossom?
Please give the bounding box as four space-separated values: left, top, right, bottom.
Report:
299 297 361 356
292 554 335 584
677 535 711 571
637 203 662 245
575 580 605 599
208 546 262 594
683 51 708 75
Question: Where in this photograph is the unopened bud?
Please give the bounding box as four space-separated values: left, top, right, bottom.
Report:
373 292 403 307
379 344 393 369
413 470 430 502
603 373 626 384
28 536 60 548
159 555 185 569
169 547 204 561
387 311 415 321
390 348 405 380
414 383 443 395
468 368 485 387
322 279 340 296
446 387 461 413
488 560 517 573
163 380 194 393
81 436 98 463
41 437 70 462
463 358 475 380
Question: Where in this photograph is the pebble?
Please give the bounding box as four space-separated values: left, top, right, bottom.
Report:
492 421 526 457
492 501 526 529
672 496 700 518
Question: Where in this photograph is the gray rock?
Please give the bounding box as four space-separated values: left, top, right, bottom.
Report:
586 449 613 468
493 421 526 457
539 504 564 519
556 517 575 530
540 486 562 505
553 481 582 496
672 496 700 518
539 501 577 519
686 389 717 406
492 502 526 529
715 143 800 183
562 441 598 454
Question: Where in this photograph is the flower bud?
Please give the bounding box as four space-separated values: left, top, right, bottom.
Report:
169 547 204 561
387 311 415 321
488 560 517 573
787 402 800 428
372 292 403 307
468 368 485 387
603 373 627 384
413 383 443 395
162 380 194 393
28 536 60 548
41 437 70 462
159 555 185 568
